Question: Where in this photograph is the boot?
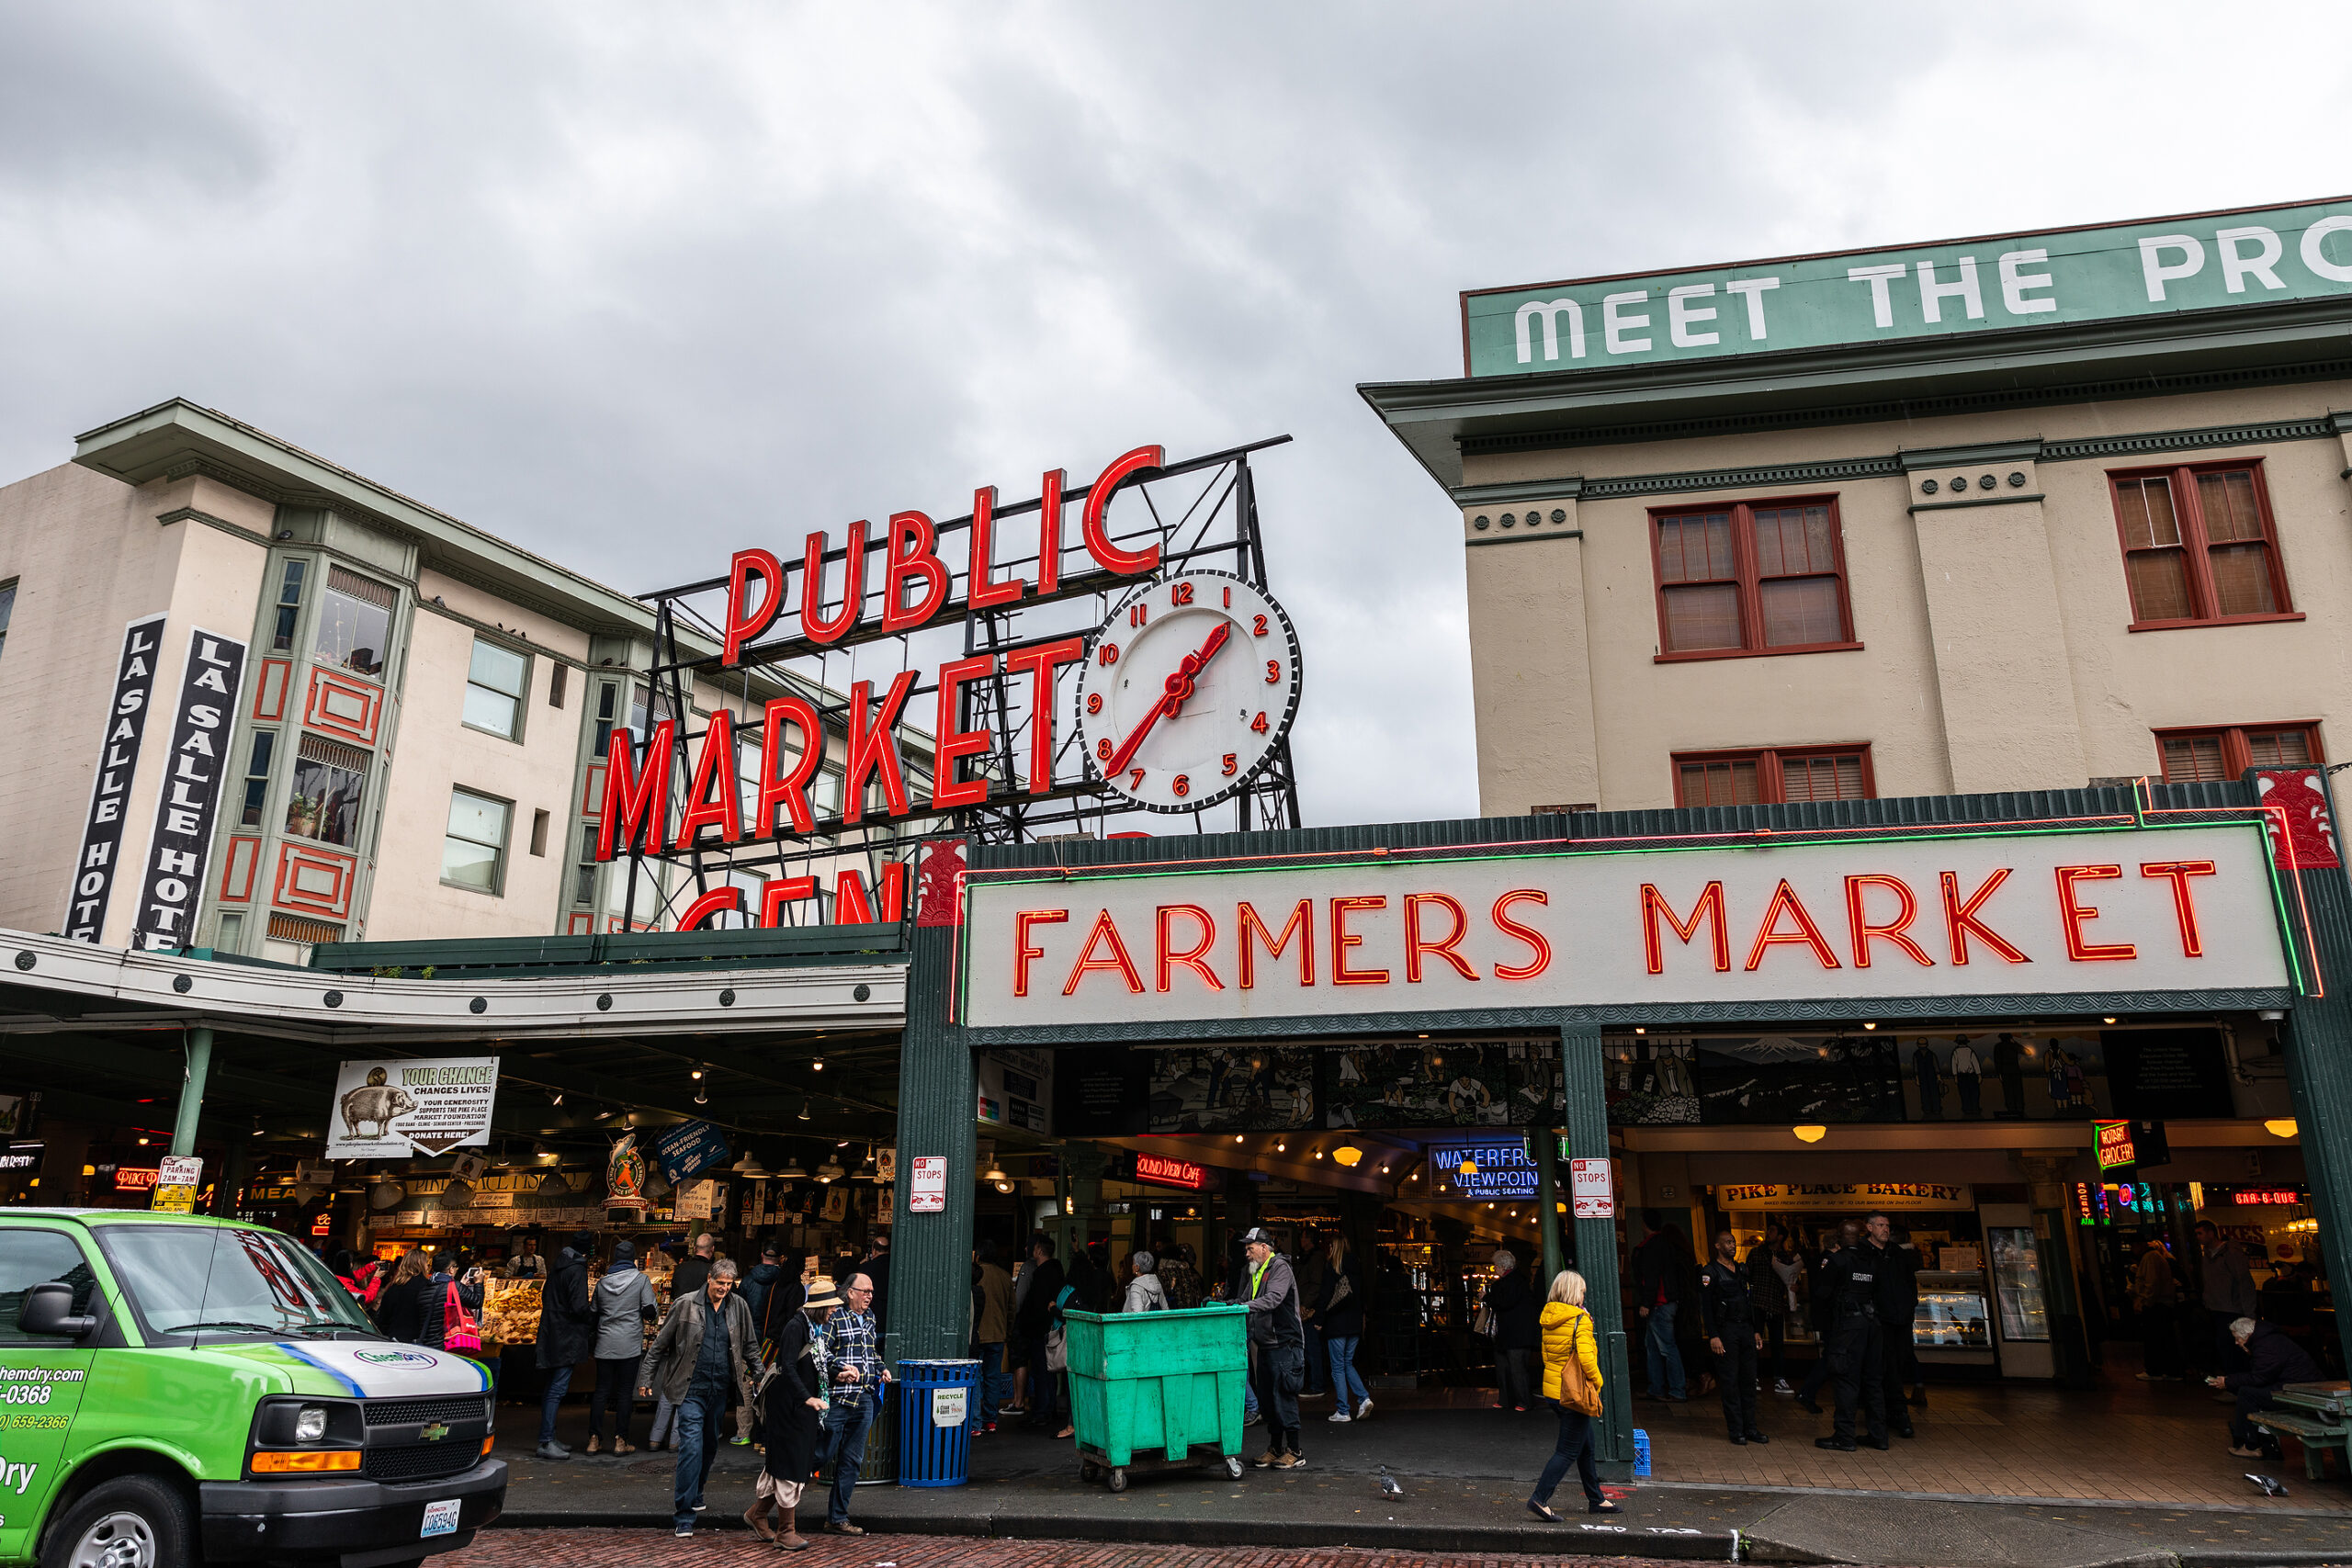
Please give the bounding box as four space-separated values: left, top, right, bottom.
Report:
775 1505 809 1551
743 1501 777 1543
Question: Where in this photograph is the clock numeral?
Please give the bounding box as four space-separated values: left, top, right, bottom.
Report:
1250 711 1270 734
1086 692 1102 715
1253 614 1269 637
1223 586 1231 607
1129 603 1148 627
1171 581 1195 606
1096 642 1119 667
1264 659 1282 684
1096 738 1114 761
1128 768 1146 790
1222 753 1238 777
1172 773 1190 798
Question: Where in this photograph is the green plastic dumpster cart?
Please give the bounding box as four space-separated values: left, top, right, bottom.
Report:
1062 1303 1251 1491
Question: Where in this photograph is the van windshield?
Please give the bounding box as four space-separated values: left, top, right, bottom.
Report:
94 1224 379 1344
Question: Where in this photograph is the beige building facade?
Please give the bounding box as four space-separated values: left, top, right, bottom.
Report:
1364 199 2352 816
0 400 897 960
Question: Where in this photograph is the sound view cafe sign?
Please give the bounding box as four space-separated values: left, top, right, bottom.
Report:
960 818 2297 1027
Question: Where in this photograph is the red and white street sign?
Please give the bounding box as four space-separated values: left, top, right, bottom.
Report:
1569 1157 1614 1220
910 1156 948 1213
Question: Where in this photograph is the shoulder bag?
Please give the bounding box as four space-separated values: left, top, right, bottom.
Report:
443 1281 482 1352
1555 1314 1603 1417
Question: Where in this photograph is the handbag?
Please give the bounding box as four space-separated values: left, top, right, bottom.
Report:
1471 1303 1497 1339
1045 1284 1075 1371
443 1281 482 1352
1555 1314 1602 1417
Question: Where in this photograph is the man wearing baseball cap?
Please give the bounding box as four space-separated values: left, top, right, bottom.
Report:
1241 1228 1307 1468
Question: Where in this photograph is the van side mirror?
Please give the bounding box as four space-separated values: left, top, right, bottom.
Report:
18 1282 96 1338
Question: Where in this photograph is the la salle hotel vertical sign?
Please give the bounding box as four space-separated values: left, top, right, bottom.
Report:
131 628 247 952
64 615 166 942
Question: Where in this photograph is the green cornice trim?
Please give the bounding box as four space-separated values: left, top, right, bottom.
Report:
2041 417 2335 463
1898 439 2045 470
153 505 262 543
1465 529 1582 548
1909 493 2047 514
1450 477 1586 505
1582 456 1900 501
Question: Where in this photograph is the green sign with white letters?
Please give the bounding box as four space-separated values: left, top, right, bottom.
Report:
1463 197 2352 378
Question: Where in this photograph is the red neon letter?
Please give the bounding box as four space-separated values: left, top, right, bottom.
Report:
833 862 907 925
2141 859 2218 957
1036 468 1066 597
723 548 782 666
673 708 742 850
1493 889 1552 980
759 876 820 929
1642 882 1729 975
677 886 742 931
754 695 823 837
1745 880 1841 971
801 521 868 645
880 510 949 633
1003 637 1085 794
1064 909 1145 995
842 671 917 824
1014 908 1069 997
932 654 997 809
1238 899 1314 988
595 719 673 861
1156 905 1224 993
1080 446 1164 576
1940 868 2031 964
1404 893 1479 982
967 485 1025 610
1844 874 1934 969
1330 896 1389 985
2054 864 2136 961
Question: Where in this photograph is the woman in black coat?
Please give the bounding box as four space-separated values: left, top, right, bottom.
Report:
376 1251 434 1344
747 1278 838 1551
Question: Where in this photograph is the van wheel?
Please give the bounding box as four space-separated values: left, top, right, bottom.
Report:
41 1475 192 1568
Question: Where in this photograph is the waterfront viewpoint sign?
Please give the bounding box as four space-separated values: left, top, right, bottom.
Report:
963 821 2291 1030
1464 197 2352 378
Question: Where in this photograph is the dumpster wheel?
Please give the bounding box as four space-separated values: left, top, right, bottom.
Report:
1108 1468 1128 1493
1223 1455 1244 1479
1080 1461 1102 1483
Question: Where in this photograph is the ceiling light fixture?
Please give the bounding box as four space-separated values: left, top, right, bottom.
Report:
1792 1124 1828 1144
798 1100 812 1122
2267 1119 2301 1139
812 1057 824 1072
815 1157 844 1184
1332 1144 1363 1168
1861 1021 1878 1031
777 1154 808 1179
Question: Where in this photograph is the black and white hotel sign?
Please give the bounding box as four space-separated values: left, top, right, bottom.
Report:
131 628 247 952
65 615 166 942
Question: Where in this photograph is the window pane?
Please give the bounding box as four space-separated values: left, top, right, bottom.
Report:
441 838 501 890
2117 478 2180 550
447 789 510 848
1759 576 1843 646
313 585 390 677
1678 759 1759 808
1657 513 1734 583
2208 543 2277 616
1754 505 1835 579
461 684 519 737
2196 470 2264 543
2124 548 2192 621
2247 729 2313 768
469 640 528 697
0 581 16 635
1663 582 1742 651
0 1232 98 1346
1782 754 1868 802
288 741 365 847
2160 735 2228 783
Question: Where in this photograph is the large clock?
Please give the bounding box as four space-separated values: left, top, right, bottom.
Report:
1075 570 1302 813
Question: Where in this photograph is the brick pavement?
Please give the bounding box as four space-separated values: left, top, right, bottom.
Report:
442 1530 1765 1568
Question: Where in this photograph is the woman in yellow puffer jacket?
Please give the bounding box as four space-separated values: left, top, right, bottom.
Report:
1529 1270 1619 1519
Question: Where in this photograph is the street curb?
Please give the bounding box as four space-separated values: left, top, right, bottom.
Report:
494 1510 1752 1560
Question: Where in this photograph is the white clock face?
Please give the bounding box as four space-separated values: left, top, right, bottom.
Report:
1076 571 1302 813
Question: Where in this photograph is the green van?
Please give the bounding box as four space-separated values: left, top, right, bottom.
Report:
0 1210 505 1568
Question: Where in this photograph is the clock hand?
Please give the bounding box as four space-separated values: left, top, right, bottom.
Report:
1103 620 1233 778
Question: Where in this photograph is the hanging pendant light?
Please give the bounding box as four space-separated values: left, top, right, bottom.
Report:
732 1151 772 1179
777 1153 808 1180
816 1156 845 1184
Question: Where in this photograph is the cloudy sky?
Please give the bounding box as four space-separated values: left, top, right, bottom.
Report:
3 3 2347 828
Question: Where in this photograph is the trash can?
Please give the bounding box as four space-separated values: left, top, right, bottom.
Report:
1063 1305 1250 1492
895 1359 980 1488
854 1382 896 1485
1633 1427 1652 1477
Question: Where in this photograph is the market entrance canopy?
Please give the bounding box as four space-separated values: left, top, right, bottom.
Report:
961 819 2298 1032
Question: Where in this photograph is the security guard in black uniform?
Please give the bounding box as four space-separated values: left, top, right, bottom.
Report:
1813 1219 1890 1451
1699 1229 1770 1446
1868 1213 1918 1439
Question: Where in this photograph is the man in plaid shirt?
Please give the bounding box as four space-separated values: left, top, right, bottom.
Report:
809 1271 892 1533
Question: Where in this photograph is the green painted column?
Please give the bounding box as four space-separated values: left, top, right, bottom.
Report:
1534 1129 1564 1286
889 906 975 1367
1562 1027 1634 1477
170 1026 212 1158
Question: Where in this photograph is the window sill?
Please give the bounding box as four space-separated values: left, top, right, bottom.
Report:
439 876 505 898
459 720 525 745
2126 612 2305 633
1654 641 1864 664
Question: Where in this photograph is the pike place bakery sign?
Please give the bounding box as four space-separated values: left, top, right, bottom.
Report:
961 820 2293 1028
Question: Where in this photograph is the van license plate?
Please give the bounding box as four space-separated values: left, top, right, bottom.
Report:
421 1500 461 1538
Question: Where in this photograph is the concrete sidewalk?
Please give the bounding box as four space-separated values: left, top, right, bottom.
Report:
494 1401 2352 1566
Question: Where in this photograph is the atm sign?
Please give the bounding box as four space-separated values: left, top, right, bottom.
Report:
1135 1153 1208 1191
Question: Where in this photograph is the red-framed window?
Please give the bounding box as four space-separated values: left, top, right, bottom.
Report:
1673 745 1875 807
1651 496 1858 660
2109 461 2296 629
2154 723 2323 784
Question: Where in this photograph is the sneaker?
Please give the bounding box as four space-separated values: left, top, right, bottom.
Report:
674 1526 694 1539
536 1441 571 1461
1356 1398 1374 1420
1272 1452 1306 1469
729 1436 752 1446
584 1437 602 1454
693 1502 708 1513
2228 1443 2269 1460
613 1439 636 1454
823 1521 866 1536
1328 1410 1352 1423
1773 1379 1794 1394
1253 1450 1280 1468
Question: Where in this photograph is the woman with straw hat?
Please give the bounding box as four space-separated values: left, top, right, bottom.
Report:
745 1275 841 1551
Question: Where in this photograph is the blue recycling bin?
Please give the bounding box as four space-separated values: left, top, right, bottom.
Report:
895 1359 981 1488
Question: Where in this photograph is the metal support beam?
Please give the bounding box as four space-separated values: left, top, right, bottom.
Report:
888 875 977 1366
171 1026 212 1157
1563 1027 1633 1479
2271 769 2352 1380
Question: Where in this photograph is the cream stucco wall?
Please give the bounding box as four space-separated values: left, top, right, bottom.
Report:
0 464 270 942
1459 379 2352 812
